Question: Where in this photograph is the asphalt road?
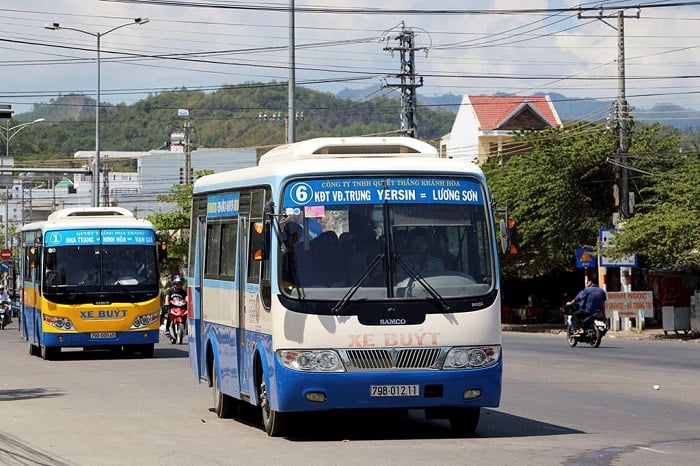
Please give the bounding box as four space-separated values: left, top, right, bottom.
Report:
1 322 698 466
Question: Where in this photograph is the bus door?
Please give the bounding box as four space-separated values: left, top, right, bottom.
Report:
21 245 40 344
190 215 206 381
237 214 252 398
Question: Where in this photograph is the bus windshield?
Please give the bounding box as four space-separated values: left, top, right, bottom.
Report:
279 176 494 302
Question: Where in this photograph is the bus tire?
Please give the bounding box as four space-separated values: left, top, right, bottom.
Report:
41 345 60 361
212 366 236 418
449 407 480 437
260 379 285 437
175 322 185 345
140 344 155 358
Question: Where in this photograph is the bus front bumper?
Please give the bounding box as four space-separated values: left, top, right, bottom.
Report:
271 360 502 413
41 329 159 348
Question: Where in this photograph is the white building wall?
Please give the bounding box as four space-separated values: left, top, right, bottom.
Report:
443 95 479 162
6 147 257 227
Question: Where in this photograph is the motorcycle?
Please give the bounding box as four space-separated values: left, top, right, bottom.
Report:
0 301 10 330
168 296 188 345
562 302 607 348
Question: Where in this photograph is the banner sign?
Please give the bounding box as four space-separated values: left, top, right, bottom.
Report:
207 192 240 218
283 177 484 208
606 291 653 318
599 228 638 267
45 229 155 246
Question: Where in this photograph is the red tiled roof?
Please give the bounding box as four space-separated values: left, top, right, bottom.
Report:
468 95 559 130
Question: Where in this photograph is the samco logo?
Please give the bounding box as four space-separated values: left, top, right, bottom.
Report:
80 310 127 319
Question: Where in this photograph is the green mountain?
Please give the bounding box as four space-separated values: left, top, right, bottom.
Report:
15 83 455 160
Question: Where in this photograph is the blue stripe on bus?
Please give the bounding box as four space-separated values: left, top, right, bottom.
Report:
201 320 501 413
40 330 159 347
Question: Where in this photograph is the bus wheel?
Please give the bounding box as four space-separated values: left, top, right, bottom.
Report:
260 379 285 437
449 407 480 437
139 344 155 358
41 346 60 361
212 366 236 418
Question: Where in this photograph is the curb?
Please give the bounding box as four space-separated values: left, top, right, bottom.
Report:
502 325 699 342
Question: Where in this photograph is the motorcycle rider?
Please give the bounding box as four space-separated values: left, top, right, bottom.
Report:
163 275 186 342
0 285 12 325
567 279 607 334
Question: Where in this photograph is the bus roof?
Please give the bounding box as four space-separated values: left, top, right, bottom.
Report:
21 207 154 232
194 137 485 195
258 137 438 165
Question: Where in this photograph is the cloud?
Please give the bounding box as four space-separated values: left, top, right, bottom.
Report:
2 0 700 114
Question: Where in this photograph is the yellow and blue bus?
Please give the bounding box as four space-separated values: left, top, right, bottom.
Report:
20 207 161 359
189 137 503 436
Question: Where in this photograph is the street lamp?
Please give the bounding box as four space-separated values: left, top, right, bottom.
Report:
45 18 149 207
0 118 45 248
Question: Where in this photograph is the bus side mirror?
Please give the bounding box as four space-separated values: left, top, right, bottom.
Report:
158 242 168 264
500 218 519 255
28 247 38 269
251 222 269 261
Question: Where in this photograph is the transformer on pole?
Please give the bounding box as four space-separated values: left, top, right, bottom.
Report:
382 22 427 138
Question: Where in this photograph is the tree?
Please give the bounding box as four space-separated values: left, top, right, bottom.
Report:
611 152 700 270
146 170 213 271
484 121 682 277
485 122 616 277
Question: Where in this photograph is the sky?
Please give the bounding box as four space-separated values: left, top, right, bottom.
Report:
2 0 700 123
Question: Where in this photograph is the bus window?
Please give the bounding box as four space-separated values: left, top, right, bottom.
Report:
279 177 493 300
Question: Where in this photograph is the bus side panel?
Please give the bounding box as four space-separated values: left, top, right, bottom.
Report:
241 329 273 407
189 215 206 381
21 284 41 346
21 305 41 345
204 321 240 398
188 281 202 381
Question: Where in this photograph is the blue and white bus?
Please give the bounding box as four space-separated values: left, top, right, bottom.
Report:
188 137 503 436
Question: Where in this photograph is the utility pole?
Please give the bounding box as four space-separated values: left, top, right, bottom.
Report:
383 22 426 138
579 7 639 221
579 7 639 294
101 162 110 206
288 0 296 143
184 121 192 185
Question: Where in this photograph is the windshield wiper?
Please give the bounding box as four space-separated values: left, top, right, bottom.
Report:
331 253 383 314
394 255 452 313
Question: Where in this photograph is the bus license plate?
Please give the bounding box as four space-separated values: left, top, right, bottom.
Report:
90 332 116 339
370 384 419 397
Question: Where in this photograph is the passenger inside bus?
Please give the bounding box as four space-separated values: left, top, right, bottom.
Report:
338 232 368 284
432 229 459 271
396 228 444 281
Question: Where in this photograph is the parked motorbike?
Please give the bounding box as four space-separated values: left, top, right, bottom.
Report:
168 296 188 345
562 302 607 348
0 301 11 330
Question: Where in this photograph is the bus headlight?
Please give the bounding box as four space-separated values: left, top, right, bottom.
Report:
278 350 346 372
43 314 75 331
131 311 160 329
443 346 500 369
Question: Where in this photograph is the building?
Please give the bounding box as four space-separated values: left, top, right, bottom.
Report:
441 95 562 165
4 147 257 231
